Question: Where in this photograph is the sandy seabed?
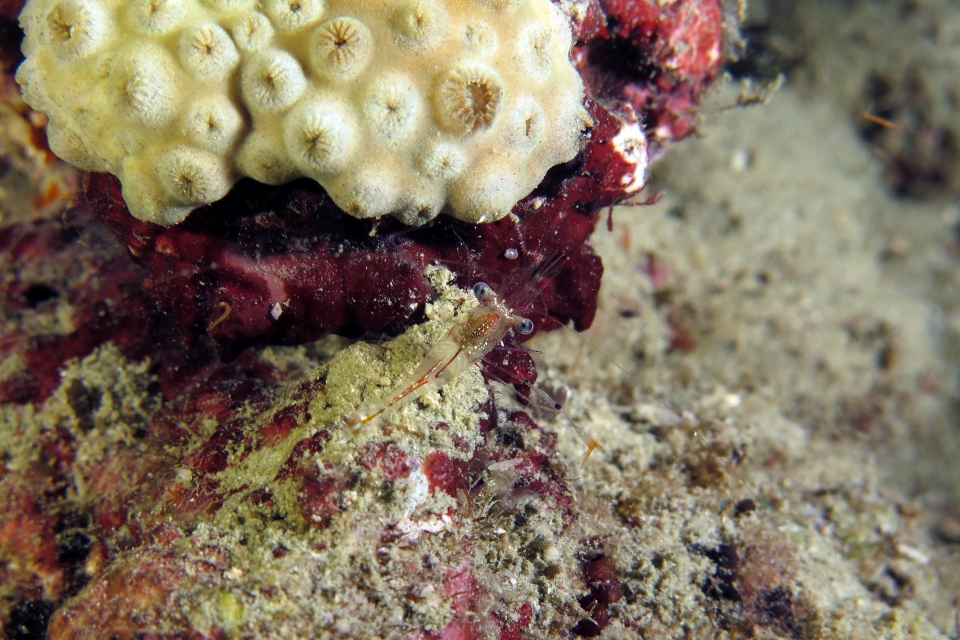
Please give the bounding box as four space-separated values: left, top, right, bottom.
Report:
538 0 960 635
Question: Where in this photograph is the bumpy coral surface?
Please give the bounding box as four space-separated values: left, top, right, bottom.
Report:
16 0 589 225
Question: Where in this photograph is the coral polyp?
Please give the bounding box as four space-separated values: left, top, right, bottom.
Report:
309 16 373 79
435 61 504 134
178 23 240 80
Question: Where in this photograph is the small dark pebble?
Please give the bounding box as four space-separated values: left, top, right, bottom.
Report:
734 498 757 517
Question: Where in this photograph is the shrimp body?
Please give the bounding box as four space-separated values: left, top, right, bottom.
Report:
344 281 600 461
344 299 517 431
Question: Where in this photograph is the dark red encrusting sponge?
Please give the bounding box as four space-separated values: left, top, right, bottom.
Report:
82 99 635 360
0 0 25 71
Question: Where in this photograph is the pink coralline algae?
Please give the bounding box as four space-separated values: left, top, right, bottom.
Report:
579 0 727 153
0 0 732 637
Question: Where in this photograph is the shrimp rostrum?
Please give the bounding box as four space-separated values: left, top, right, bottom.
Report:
343 282 600 460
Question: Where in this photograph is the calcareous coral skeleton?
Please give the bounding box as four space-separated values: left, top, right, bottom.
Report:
16 0 591 225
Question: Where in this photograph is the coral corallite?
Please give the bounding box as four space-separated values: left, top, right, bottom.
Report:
16 0 590 225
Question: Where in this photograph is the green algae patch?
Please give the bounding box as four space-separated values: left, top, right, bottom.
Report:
0 342 165 609
0 342 160 476
217 590 246 628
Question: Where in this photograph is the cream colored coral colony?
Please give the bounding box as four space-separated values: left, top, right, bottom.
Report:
16 0 591 226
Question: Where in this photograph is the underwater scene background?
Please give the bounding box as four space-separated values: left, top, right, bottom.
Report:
1 0 959 637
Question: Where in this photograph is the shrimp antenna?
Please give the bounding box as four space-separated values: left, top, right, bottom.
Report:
495 252 572 327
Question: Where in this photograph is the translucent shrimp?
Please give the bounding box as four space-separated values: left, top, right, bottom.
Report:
343 282 601 460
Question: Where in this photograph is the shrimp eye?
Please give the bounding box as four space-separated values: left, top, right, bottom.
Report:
518 318 534 335
473 282 493 299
